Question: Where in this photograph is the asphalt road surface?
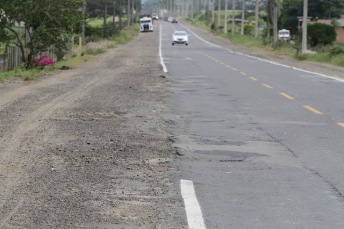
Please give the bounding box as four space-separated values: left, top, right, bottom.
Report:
160 21 344 228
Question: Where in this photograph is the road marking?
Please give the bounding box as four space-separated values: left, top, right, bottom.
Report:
232 68 238 71
226 65 231 67
338 123 344 128
240 72 247 75
250 77 258 81
180 23 222 48
159 23 167 73
181 180 206 229
220 62 224 65
262 84 273 88
303 105 323 114
280 93 294 100
171 23 177 31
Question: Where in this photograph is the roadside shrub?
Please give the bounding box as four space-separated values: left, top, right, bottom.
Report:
330 46 344 56
312 44 332 53
307 23 337 47
85 23 103 37
294 54 308 61
32 55 54 68
244 23 254 35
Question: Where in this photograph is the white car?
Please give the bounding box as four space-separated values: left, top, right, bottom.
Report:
172 31 189 46
168 17 173 22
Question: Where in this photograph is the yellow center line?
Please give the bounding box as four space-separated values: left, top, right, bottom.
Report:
303 105 323 114
338 123 344 128
250 77 258 81
262 84 273 89
226 65 231 67
171 24 177 31
240 72 247 75
280 93 294 100
232 68 238 71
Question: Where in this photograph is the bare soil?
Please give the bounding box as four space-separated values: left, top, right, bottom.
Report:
0 24 186 228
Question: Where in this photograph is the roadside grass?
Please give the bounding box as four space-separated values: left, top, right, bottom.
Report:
0 22 139 82
142 82 153 86
110 24 139 44
88 17 113 27
294 52 344 67
84 48 106 55
0 55 96 81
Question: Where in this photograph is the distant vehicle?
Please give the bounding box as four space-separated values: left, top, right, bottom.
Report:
279 29 290 41
139 17 153 32
139 14 152 19
152 13 158 20
172 31 189 46
163 13 170 21
168 17 173 22
172 18 178 23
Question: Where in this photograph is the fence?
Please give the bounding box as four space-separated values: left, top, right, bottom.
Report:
0 46 57 73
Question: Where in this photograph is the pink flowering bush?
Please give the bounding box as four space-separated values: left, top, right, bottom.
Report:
32 55 54 68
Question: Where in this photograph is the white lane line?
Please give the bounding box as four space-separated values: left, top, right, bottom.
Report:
179 23 344 84
180 179 206 229
179 23 221 49
159 22 168 73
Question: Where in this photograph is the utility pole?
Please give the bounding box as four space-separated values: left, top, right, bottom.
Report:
240 0 245 35
231 0 235 34
104 0 108 38
224 0 227 33
82 3 86 45
192 0 194 19
302 0 308 53
206 0 209 24
273 0 277 46
254 0 258 38
127 0 130 28
217 0 220 31
119 0 122 29
113 0 116 26
212 0 215 24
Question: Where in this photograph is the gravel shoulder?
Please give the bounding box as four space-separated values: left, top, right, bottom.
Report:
0 23 186 228
181 22 344 78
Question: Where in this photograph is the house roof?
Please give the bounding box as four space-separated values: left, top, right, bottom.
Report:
338 18 344 27
302 16 344 27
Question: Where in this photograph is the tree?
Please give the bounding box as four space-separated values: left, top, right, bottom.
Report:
307 23 337 47
280 0 344 36
0 0 85 69
240 0 245 35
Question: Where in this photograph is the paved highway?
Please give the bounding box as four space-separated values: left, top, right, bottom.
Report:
159 21 344 228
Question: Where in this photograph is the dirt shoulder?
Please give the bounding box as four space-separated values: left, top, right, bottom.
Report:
181 22 344 78
0 24 186 228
